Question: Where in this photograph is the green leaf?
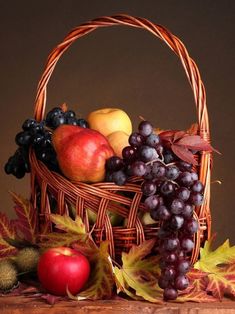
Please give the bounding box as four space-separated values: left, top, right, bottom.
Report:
71 241 114 300
50 214 86 236
114 239 162 303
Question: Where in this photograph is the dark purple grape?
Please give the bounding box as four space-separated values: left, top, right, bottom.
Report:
181 237 194 252
170 198 184 215
191 180 204 193
163 287 178 300
155 205 171 221
50 114 66 128
177 161 192 171
15 131 32 147
32 133 45 147
141 180 157 196
175 187 190 202
163 237 180 252
160 181 175 196
177 260 190 274
112 170 127 186
139 145 158 162
105 172 113 182
152 161 166 178
184 218 198 235
175 275 189 290
138 121 153 137
143 164 154 180
46 107 63 123
170 215 184 230
22 118 37 131
162 266 176 281
178 171 194 187
130 161 147 177
106 156 124 171
157 227 172 240
77 118 89 128
158 276 169 289
122 146 137 162
162 252 177 264
64 110 76 119
163 150 175 164
128 132 144 147
144 195 160 210
182 203 194 219
66 117 79 125
146 133 160 147
191 171 198 181
189 192 204 206
165 165 180 180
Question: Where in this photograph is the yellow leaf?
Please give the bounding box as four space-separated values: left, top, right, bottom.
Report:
50 214 86 235
114 239 162 303
40 232 82 249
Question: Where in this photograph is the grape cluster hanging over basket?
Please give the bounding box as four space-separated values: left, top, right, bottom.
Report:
28 15 211 274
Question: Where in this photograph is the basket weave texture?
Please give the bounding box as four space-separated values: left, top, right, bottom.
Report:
30 14 212 264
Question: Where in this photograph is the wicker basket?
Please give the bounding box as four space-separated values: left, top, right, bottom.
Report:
30 14 212 264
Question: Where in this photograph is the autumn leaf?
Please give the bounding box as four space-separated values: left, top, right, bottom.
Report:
194 238 235 299
10 192 38 244
114 239 162 303
176 289 217 303
0 212 18 258
39 232 83 249
69 241 114 300
0 237 17 259
187 123 198 135
50 214 86 236
187 268 209 292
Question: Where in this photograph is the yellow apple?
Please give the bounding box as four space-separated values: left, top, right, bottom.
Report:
87 108 132 137
107 131 129 158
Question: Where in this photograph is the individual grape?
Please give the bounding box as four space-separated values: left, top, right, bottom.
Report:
141 180 156 196
189 192 204 206
143 164 153 180
181 237 194 252
128 132 144 147
162 266 176 281
157 226 172 240
163 287 178 300
158 276 169 289
66 117 79 125
162 252 177 264
4 161 13 174
64 110 76 119
146 133 160 147
175 275 189 290
163 150 175 164
112 170 127 186
170 198 184 215
130 161 147 177
182 203 194 219
77 118 89 128
177 161 192 171
145 195 160 210
175 187 190 202
15 131 32 147
184 218 198 235
160 181 175 196
139 145 158 162
50 114 66 129
32 133 45 147
177 171 194 187
105 156 124 172
152 161 166 178
155 205 171 221
138 121 153 137
46 107 63 126
177 260 190 274
163 237 180 252
22 118 37 131
170 215 184 230
165 165 180 180
191 171 198 181
191 180 204 193
122 146 137 162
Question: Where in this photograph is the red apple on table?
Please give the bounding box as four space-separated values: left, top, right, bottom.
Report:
52 125 114 183
37 247 90 296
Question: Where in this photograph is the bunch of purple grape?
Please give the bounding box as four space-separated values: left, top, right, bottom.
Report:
105 121 203 300
4 106 89 178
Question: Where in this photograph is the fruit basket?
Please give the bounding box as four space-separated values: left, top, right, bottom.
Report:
2 14 216 301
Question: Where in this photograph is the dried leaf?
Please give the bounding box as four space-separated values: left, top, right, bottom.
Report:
10 192 38 243
0 237 17 258
75 241 114 300
176 289 217 303
114 239 162 303
187 268 209 292
39 232 82 249
177 135 213 151
194 237 235 299
0 212 17 239
50 214 86 236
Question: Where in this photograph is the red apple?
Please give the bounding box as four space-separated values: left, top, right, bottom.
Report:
52 125 114 183
37 247 90 296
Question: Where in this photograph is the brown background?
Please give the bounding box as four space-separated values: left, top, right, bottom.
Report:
0 0 234 245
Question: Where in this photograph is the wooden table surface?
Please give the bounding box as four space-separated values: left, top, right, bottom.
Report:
0 296 235 314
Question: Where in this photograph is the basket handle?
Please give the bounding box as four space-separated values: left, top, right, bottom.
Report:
33 14 212 224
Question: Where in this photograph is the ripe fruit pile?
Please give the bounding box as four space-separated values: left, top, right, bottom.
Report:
4 106 89 178
105 121 202 300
